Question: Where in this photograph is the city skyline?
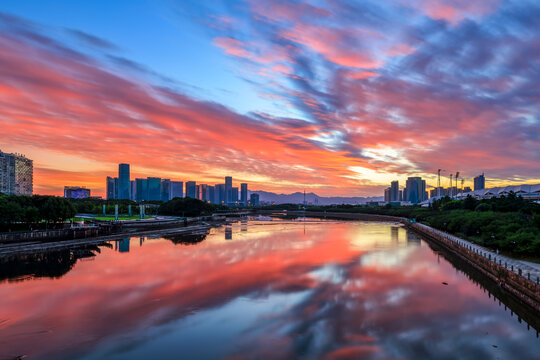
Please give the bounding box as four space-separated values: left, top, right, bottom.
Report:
0 1 539 197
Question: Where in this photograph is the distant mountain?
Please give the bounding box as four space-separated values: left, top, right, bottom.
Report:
250 190 383 205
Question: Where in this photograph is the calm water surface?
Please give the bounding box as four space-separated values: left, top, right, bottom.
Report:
1 219 539 359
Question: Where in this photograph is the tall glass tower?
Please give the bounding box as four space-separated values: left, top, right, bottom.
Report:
118 163 130 199
225 176 232 204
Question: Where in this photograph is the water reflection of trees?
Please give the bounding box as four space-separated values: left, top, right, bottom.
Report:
0 244 103 282
163 232 208 245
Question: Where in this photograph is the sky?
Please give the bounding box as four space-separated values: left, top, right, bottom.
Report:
0 0 538 197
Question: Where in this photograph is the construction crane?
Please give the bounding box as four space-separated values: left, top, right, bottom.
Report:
437 169 441 197
455 172 460 196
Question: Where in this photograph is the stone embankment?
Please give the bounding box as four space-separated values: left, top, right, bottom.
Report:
0 226 108 243
408 222 540 312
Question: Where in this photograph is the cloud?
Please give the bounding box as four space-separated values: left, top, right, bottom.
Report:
0 1 539 197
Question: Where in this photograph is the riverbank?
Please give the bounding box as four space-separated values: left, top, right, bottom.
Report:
0 222 218 258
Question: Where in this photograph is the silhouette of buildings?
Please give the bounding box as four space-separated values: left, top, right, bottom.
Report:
250 193 260 206
474 173 485 191
105 164 249 205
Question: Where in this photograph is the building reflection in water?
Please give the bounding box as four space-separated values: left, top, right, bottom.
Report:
241 218 248 232
225 225 232 240
391 226 399 243
1 221 539 360
118 238 130 253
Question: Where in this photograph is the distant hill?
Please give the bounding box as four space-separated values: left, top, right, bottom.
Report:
250 190 383 205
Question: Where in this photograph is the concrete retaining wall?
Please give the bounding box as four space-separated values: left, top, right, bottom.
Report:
408 222 540 312
0 227 101 243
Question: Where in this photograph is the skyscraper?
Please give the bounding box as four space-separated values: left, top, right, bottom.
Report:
199 184 208 202
225 176 232 204
390 181 399 202
404 177 426 204
216 183 225 204
161 179 171 201
208 185 216 204
0 149 33 196
147 177 161 201
230 187 239 205
114 177 119 199
130 180 137 201
185 181 196 198
240 183 248 205
118 163 130 199
106 176 116 200
170 181 183 199
474 173 485 191
135 178 148 202
250 193 260 206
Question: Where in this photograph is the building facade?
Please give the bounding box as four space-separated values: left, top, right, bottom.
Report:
185 181 197 198
225 176 232 204
170 181 183 199
64 186 91 199
474 173 485 191
404 177 427 204
147 177 161 201
250 193 260 206
106 176 116 200
0 149 33 196
118 163 130 199
240 183 248 205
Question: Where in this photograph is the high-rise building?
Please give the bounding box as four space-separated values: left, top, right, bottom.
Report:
170 181 183 199
185 181 197 198
106 176 116 200
64 186 91 199
114 178 119 199
390 181 399 202
161 179 171 202
135 178 148 202
118 163 130 199
250 193 260 206
216 183 225 204
0 149 33 196
130 180 137 201
474 173 485 191
225 176 232 204
230 187 239 205
404 177 427 204
384 187 390 202
199 184 208 202
147 177 161 201
240 183 248 205
208 185 216 204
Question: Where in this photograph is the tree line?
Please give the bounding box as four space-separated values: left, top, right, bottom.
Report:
0 194 77 231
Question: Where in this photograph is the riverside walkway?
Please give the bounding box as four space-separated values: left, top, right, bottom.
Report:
414 223 540 284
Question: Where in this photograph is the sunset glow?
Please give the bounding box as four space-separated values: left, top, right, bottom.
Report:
0 0 539 196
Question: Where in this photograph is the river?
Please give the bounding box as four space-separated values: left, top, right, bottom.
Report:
1 218 539 359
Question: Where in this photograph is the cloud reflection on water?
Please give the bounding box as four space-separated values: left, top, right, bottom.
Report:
0 220 538 359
